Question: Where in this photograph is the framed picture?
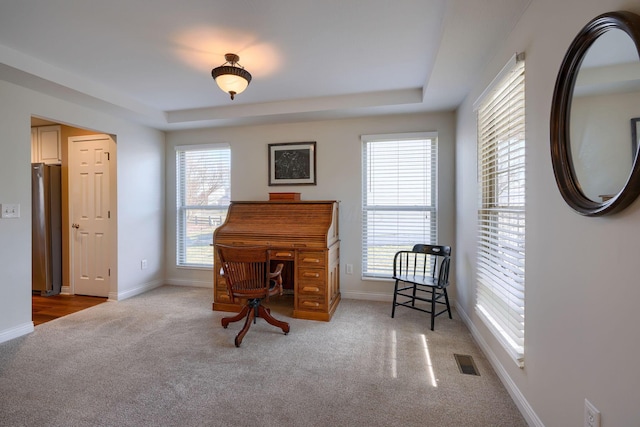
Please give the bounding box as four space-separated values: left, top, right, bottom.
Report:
268 142 317 186
632 118 640 157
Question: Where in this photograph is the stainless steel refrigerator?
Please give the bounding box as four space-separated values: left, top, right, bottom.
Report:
32 163 62 296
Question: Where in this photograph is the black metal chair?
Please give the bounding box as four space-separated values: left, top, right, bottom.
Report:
391 244 452 330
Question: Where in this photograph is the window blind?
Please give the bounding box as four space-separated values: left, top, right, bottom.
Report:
361 133 437 278
176 144 230 267
476 54 526 367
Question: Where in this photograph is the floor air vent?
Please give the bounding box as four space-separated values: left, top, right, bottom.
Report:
454 354 480 376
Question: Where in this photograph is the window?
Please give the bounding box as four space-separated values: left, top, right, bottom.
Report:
361 133 437 278
475 53 526 367
176 144 230 267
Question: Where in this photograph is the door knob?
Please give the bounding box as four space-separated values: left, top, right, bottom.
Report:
72 223 80 229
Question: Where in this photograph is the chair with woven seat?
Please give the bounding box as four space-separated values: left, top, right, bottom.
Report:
391 244 452 331
216 244 290 347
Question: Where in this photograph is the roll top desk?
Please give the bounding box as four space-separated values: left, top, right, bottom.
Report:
213 200 340 321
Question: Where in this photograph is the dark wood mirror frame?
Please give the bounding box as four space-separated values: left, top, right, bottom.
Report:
550 10 640 216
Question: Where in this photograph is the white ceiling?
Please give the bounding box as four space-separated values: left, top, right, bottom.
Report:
0 0 531 130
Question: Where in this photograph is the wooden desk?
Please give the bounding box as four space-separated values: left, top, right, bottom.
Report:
213 200 340 321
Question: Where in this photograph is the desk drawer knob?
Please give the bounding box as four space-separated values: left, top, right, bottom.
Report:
302 258 320 263
275 252 293 257
302 286 320 293
303 272 320 278
302 301 320 308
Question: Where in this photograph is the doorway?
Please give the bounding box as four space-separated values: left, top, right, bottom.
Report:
30 117 117 319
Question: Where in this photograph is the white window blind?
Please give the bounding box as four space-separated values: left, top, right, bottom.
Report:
476 53 526 367
176 144 230 267
361 133 437 278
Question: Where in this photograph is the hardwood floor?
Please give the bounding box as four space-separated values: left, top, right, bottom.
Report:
32 294 108 326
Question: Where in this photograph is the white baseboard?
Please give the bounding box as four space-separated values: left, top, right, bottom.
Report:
164 278 213 288
456 303 543 427
340 290 391 302
111 279 164 301
0 322 34 344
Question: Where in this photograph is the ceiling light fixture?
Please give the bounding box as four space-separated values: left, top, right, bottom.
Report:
211 53 252 100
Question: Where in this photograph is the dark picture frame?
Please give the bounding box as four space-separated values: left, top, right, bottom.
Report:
632 117 640 157
268 142 317 186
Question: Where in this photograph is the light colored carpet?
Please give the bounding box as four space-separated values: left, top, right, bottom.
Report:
0 286 527 427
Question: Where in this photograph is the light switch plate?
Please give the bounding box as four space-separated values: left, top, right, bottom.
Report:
0 204 20 218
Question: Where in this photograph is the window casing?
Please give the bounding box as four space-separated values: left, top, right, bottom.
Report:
176 144 230 267
475 53 526 367
361 133 437 279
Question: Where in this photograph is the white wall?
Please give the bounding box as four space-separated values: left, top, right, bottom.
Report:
456 0 640 425
165 112 456 302
0 80 165 343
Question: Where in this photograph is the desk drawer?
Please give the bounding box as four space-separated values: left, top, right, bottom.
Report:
270 250 295 260
297 281 326 296
298 251 326 267
215 288 232 303
298 267 325 283
214 272 233 304
296 295 327 312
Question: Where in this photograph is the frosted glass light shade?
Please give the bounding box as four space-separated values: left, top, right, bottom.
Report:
214 70 249 95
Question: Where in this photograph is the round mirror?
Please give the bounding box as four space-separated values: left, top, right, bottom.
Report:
550 11 640 216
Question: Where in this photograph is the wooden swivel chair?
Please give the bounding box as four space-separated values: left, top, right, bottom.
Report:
216 244 290 347
391 244 452 331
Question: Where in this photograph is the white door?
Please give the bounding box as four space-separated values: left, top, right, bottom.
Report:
70 134 113 297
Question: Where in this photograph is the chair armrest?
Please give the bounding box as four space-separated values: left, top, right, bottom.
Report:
269 263 284 278
392 251 413 277
268 263 284 295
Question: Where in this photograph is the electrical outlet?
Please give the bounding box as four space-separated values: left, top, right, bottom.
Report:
141 259 148 270
584 399 601 427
